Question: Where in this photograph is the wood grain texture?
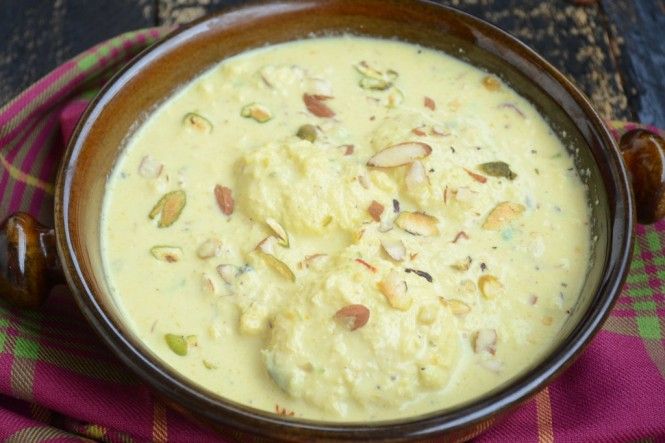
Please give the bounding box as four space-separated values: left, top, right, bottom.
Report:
0 0 662 127
0 0 155 104
601 0 665 126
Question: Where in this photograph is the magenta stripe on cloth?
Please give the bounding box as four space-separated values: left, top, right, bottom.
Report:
1 27 665 442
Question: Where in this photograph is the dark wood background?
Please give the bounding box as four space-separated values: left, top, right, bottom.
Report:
1 0 663 127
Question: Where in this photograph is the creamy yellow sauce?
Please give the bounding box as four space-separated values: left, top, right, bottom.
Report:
101 36 591 421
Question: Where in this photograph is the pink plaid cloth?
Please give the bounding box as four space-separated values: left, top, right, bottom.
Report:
1 28 664 442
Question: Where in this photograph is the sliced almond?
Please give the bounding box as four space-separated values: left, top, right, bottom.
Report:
266 218 289 247
197 238 222 259
256 236 278 255
395 211 439 236
182 112 213 133
378 217 394 233
368 200 384 222
216 264 238 284
386 87 404 108
481 75 501 91
357 174 370 189
424 96 436 111
299 253 328 270
150 245 183 263
440 298 471 316
405 160 428 191
355 258 377 273
464 168 487 184
149 190 186 228
451 256 472 271
482 202 525 230
201 273 216 294
214 185 234 216
241 103 272 123
303 93 335 118
378 269 411 311
473 329 497 355
478 274 503 299
367 142 432 168
381 238 406 261
138 155 163 179
259 252 296 282
334 304 370 331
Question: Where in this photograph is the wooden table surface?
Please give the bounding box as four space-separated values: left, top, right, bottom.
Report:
1 0 663 127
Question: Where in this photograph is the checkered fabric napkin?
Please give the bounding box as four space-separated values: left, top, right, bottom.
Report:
1 28 664 442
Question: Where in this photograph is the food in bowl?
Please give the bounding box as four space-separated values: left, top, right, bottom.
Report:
101 36 591 421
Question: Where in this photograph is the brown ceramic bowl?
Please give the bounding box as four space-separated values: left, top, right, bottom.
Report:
3 0 665 441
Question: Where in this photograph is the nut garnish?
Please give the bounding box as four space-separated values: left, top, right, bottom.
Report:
478 275 503 299
481 75 501 91
197 238 222 259
368 200 384 222
355 258 377 273
378 269 411 310
359 76 391 91
451 256 472 271
367 142 432 168
296 124 317 142
216 264 238 284
266 218 289 247
482 202 525 230
165 333 192 356
203 360 218 370
417 305 437 324
386 87 404 108
424 96 436 111
299 253 328 269
473 329 497 355
149 190 186 228
201 273 216 294
138 155 163 179
381 238 406 261
182 112 213 133
405 268 433 283
405 160 428 191
395 211 439 236
340 144 354 156
214 185 234 216
150 245 183 263
334 304 370 331
259 252 296 282
303 93 335 118
440 298 471 316
464 168 488 184
241 103 272 123
478 161 517 180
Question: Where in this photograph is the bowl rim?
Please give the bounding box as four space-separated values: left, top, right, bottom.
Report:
54 0 635 440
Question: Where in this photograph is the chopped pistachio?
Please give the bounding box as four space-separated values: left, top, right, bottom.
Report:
266 218 289 247
296 124 317 142
259 252 296 282
182 112 213 133
359 76 391 91
165 334 188 356
478 161 517 180
241 103 272 123
150 245 183 263
148 190 186 228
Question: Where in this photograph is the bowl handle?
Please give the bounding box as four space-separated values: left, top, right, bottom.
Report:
0 213 64 308
619 129 665 224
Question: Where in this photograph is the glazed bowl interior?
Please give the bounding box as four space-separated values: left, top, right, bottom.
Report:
56 0 631 440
